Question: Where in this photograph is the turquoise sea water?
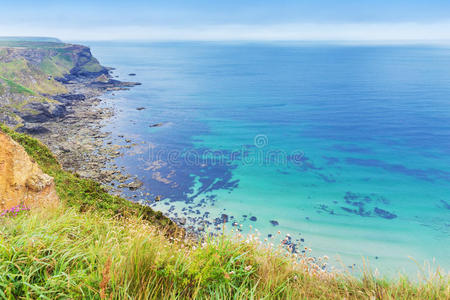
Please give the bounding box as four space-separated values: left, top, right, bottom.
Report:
84 42 449 276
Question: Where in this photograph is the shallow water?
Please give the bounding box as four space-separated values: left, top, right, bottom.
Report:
83 41 450 276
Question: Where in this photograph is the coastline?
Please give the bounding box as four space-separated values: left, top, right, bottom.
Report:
0 40 147 196
0 40 197 231
2 41 449 278
25 75 143 192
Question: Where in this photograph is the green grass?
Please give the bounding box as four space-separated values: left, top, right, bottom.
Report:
0 76 35 95
38 53 74 78
79 59 104 73
39 58 67 78
0 59 67 95
0 125 448 299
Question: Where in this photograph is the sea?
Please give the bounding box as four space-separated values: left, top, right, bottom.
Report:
80 41 450 277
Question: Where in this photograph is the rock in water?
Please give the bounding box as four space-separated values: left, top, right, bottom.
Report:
127 179 143 190
0 131 59 210
270 220 279 226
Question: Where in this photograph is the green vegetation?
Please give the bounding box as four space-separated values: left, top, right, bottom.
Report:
0 40 110 126
0 125 448 299
0 77 35 95
79 58 105 73
38 55 74 78
0 59 67 95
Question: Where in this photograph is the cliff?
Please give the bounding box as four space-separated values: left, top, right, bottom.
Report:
0 130 59 210
0 40 124 127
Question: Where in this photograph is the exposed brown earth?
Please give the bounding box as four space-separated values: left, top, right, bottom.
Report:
0 130 59 210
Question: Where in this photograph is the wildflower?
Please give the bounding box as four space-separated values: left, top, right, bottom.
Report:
244 265 252 271
229 271 235 275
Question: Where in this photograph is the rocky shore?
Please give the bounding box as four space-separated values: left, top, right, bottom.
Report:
0 40 144 195
21 75 145 194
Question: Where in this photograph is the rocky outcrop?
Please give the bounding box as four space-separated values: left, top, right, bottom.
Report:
0 41 141 127
0 130 59 210
18 101 67 122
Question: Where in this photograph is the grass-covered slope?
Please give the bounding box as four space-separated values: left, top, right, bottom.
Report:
0 126 448 299
0 58 67 95
0 40 108 125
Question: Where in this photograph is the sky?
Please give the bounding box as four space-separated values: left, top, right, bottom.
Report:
1 0 450 41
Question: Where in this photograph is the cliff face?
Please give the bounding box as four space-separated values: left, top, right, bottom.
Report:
0 130 59 210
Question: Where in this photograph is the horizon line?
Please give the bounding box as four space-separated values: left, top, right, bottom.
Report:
3 22 450 43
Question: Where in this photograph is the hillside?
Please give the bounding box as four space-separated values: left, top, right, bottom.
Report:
0 40 109 126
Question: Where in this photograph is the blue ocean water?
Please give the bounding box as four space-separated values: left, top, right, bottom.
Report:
85 41 450 276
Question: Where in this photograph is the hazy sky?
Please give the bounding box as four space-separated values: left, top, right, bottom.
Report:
1 0 450 41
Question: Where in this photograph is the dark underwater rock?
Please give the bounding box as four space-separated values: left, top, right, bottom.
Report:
221 214 229 223
374 207 397 219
